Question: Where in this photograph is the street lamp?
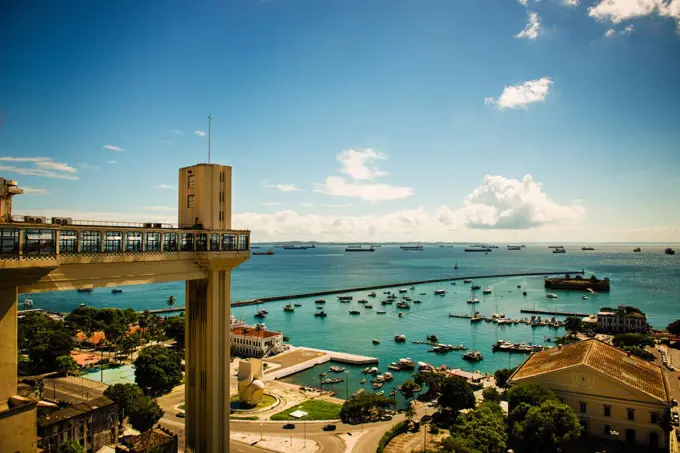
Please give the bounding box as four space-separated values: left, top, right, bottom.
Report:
260 422 263 441
609 429 619 453
345 369 350 400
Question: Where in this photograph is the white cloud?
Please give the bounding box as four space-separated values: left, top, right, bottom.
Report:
518 0 528 5
563 0 579 6
516 11 541 39
337 148 388 180
107 160 117 164
589 0 680 27
103 145 124 152
605 24 635 36
605 28 617 36
314 176 413 202
437 174 585 230
623 24 636 33
156 184 175 190
266 183 302 192
0 157 79 180
262 202 282 206
194 130 206 137
170 129 184 135
22 187 49 195
485 77 553 110
300 203 314 208
322 204 353 208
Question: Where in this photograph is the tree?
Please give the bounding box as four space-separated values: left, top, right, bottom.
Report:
118 335 139 361
482 386 501 403
134 345 182 396
612 333 654 348
339 392 392 424
668 319 680 335
414 371 446 401
555 335 580 346
445 402 507 453
564 316 584 333
104 383 144 421
26 328 74 372
400 378 421 403
437 376 475 414
511 400 582 452
622 345 655 361
405 402 416 422
164 315 185 348
493 367 516 389
58 440 85 453
507 383 557 411
167 295 176 311
128 396 164 432
56 355 78 375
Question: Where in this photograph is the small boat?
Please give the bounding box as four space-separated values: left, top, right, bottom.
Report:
372 339 380 344
413 299 422 304
463 279 472 283
666 248 676 255
399 288 408 293
252 250 275 255
373 382 383 389
353 388 364 397
454 261 459 270
260 309 268 314
358 299 368 304
79 303 87 307
345 246 375 252
546 293 558 299
294 303 302 307
507 246 521 251
364 304 373 309
426 334 438 342
522 291 528 296
482 288 492 295
316 306 324 310
77 288 93 293
375 390 384 396
419 292 426 295
314 311 328 317
545 336 552 342
462 350 483 362
434 289 446 295
471 312 483 323
581 247 595 251
381 300 393 305
553 248 566 254
471 284 481 290
111 288 123 294
394 334 406 342
398 312 404 318
349 310 361 315
254 310 267 318
320 372 327 377
376 310 387 314
283 304 295 312
582 295 589 300
329 366 346 373
409 286 415 290
517 285 521 288
360 379 367 384
338 295 353 301
368 292 377 297
396 302 411 309
633 247 641 252
315 299 326 304
467 298 480 304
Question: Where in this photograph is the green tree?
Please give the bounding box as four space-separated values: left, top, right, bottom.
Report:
493 367 516 389
564 316 584 333
65 307 104 335
58 440 85 453
511 400 582 452
414 371 446 401
445 402 507 453
118 335 139 361
128 396 164 432
507 383 557 411
56 355 78 375
339 392 392 424
399 378 421 403
555 335 580 346
26 328 74 372
164 315 185 348
668 320 680 335
167 295 176 311
134 345 182 396
482 386 501 403
437 376 475 414
622 345 655 361
612 333 654 348
104 383 144 421
404 402 416 422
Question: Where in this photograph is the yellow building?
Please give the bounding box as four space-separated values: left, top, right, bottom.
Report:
508 339 670 450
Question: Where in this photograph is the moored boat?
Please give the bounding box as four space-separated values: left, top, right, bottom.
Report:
546 293 558 299
111 288 123 294
394 334 406 343
314 311 328 317
349 310 361 315
666 248 676 255
315 298 326 304
283 304 295 312
462 350 483 361
372 339 380 344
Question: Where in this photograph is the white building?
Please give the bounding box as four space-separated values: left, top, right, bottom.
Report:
597 305 649 333
230 314 246 329
231 326 285 358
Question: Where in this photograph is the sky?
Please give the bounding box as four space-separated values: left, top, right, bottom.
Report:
1 0 679 242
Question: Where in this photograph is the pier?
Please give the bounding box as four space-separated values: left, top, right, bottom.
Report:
263 346 378 381
520 309 591 317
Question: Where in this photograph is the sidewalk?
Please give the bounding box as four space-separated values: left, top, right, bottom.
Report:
231 433 319 453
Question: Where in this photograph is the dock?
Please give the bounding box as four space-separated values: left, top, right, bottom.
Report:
263 346 378 380
520 309 591 317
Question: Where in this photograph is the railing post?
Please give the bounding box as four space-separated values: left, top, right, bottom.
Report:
18 227 23 258
55 229 60 256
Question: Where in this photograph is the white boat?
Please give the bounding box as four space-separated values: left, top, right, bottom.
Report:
399 288 408 293
368 292 377 297
434 289 446 295
482 288 492 295
394 334 406 342
463 279 472 283
582 295 589 300
546 293 558 299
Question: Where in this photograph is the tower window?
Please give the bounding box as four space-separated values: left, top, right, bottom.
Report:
188 194 195 208
188 174 195 188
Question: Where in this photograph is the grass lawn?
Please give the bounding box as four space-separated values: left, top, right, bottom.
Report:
270 399 342 421
230 394 277 410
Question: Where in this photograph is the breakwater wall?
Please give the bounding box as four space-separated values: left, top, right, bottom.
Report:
231 270 583 306
520 309 591 317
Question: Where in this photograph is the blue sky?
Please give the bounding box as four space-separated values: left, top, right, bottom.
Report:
1 0 679 241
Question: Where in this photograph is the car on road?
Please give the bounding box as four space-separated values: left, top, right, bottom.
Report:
676 430 680 441
283 423 296 430
322 424 336 431
672 413 679 426
176 412 185 418
380 415 393 421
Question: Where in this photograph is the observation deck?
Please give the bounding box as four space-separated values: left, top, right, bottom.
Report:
0 216 250 293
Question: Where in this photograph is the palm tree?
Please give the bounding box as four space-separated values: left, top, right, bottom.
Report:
166 296 176 318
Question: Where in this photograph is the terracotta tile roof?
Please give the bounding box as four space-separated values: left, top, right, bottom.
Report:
120 428 175 453
231 326 281 339
510 339 669 403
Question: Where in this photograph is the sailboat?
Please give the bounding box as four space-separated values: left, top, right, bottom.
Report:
467 287 480 304
454 261 459 270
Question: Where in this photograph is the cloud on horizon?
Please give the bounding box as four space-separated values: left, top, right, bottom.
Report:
485 77 553 109
266 183 302 192
0 157 79 180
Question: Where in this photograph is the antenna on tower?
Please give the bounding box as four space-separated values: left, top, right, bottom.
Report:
208 113 212 163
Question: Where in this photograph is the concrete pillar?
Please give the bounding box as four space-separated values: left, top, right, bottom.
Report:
0 286 18 408
185 271 231 453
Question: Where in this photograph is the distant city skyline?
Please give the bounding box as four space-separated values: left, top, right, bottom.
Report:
1 0 679 242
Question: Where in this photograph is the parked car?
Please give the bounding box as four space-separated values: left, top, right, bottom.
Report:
322 424 336 431
283 423 296 430
380 414 393 421
176 412 185 418
672 413 679 426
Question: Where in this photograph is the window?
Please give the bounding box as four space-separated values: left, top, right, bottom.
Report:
188 194 195 208
23 229 56 255
650 412 658 424
603 405 611 417
218 211 223 221
196 233 207 251
103 231 123 252
188 174 195 188
180 233 194 251
0 228 20 254
163 232 178 251
145 232 160 251
627 409 635 421
125 232 142 252
222 233 236 250
604 424 611 435
238 233 249 250
80 231 101 253
210 233 220 250
579 402 587 413
59 230 77 253
625 429 636 443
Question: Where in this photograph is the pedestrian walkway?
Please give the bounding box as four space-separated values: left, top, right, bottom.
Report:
231 433 318 453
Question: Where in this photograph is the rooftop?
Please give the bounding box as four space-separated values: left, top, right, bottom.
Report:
119 428 176 453
231 326 281 339
38 396 115 428
510 339 668 402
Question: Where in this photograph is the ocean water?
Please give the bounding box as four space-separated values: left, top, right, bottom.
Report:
24 244 680 403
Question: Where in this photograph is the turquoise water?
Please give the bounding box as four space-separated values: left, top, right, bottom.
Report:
24 244 680 403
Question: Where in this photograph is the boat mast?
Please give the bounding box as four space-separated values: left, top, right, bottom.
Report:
207 113 212 163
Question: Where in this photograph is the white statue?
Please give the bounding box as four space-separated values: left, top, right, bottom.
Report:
237 359 265 406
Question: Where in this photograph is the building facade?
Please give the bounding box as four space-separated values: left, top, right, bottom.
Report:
116 427 178 453
37 396 118 453
508 339 670 450
231 326 285 358
597 305 649 333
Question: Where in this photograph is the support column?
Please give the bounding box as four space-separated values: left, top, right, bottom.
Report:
185 270 231 453
0 286 18 408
